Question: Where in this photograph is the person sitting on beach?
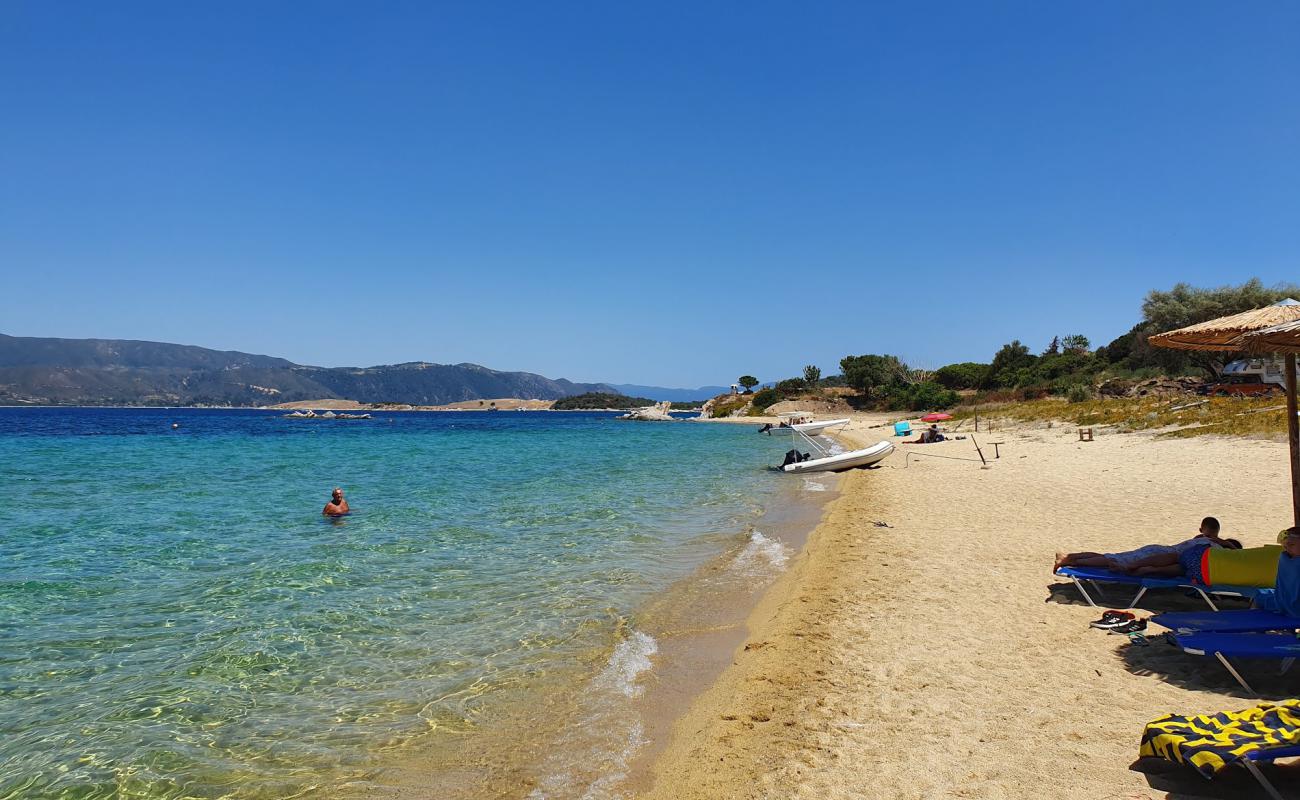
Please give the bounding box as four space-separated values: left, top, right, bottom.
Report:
1258 528 1300 617
910 425 944 444
1054 516 1225 572
323 487 350 517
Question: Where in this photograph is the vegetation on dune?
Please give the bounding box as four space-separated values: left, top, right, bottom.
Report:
953 394 1290 440
551 392 656 410
720 280 1300 429
710 396 751 418
815 279 1300 416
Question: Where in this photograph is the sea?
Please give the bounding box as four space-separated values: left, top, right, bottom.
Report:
0 407 819 799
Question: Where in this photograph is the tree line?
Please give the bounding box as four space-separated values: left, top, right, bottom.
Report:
736 279 1300 414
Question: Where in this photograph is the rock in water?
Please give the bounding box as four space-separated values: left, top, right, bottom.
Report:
618 401 675 421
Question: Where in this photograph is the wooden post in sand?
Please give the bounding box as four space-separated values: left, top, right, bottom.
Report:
1288 353 1300 527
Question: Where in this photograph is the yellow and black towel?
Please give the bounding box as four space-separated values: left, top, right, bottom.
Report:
1140 699 1300 778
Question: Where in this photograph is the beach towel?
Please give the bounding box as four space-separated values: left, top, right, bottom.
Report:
1140 699 1300 778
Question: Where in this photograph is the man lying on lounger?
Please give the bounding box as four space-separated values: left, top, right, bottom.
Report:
1127 535 1242 577
1054 516 1230 572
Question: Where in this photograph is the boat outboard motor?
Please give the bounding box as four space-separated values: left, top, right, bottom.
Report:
780 449 813 468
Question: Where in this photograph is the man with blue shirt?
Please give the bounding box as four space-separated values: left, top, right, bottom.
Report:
1265 527 1300 618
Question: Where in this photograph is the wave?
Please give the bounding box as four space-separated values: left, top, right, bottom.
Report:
730 530 791 576
528 632 658 799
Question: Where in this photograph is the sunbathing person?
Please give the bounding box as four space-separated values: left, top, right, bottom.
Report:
1129 536 1242 577
1054 517 1224 571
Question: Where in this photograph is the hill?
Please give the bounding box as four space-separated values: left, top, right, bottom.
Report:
0 334 613 407
604 383 731 402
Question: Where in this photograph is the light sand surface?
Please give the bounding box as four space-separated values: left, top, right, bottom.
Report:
642 414 1299 799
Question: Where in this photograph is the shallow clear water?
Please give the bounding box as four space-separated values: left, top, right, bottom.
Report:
0 408 782 799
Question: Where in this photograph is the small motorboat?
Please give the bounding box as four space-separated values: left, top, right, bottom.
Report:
760 416 850 436
780 440 894 473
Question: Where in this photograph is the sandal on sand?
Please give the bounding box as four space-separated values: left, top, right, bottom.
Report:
1127 633 1151 646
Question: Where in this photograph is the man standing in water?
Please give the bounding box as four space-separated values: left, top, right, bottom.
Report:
323 487 350 517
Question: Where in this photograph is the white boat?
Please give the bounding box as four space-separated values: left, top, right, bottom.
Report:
781 440 894 473
759 416 852 434
770 423 894 473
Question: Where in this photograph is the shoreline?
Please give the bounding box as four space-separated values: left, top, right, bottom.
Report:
637 414 1295 799
347 422 841 799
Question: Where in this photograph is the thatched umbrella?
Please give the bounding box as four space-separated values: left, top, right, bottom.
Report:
1238 317 1300 354
1148 298 1300 526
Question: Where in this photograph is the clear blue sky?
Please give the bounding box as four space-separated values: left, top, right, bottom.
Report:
2 2 1297 387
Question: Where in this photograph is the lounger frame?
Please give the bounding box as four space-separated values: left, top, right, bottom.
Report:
1172 633 1299 696
1055 567 1259 611
1242 744 1300 800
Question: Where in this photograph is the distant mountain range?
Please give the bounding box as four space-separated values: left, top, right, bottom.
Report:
0 334 614 406
0 334 728 407
604 383 731 403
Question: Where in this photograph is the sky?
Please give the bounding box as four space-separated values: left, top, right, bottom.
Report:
2 2 1298 387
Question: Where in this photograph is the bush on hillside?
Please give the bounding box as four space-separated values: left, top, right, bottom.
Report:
933 362 989 390
885 381 959 412
710 397 749 418
748 388 779 413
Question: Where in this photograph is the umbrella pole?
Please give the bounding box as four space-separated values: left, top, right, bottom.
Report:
1289 353 1300 528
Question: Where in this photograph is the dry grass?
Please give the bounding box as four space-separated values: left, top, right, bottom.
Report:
952 394 1290 440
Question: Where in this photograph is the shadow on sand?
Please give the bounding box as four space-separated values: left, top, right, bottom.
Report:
1128 755 1300 799
1046 581 1299 797
1043 581 1247 614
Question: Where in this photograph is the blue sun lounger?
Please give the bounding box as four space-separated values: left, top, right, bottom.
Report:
1144 709 1300 800
1167 631 1300 695
1054 566 1262 610
1152 608 1300 635
1240 744 1300 800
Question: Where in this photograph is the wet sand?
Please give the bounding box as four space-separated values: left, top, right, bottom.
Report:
642 414 1299 799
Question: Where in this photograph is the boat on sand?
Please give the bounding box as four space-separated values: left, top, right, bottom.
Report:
780 440 893 473
767 419 893 473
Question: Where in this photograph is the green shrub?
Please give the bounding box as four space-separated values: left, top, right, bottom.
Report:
749 387 779 413
710 397 749 418
934 362 989 390
885 381 959 411
1066 384 1092 403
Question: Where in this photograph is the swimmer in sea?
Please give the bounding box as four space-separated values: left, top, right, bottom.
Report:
323 487 350 517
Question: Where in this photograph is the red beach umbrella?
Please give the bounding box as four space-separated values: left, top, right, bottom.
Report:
921 413 952 423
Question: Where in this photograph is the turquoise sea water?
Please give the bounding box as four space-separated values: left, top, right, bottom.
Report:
0 408 784 799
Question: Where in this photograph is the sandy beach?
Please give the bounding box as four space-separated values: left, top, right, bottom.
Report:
642 413 1298 799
